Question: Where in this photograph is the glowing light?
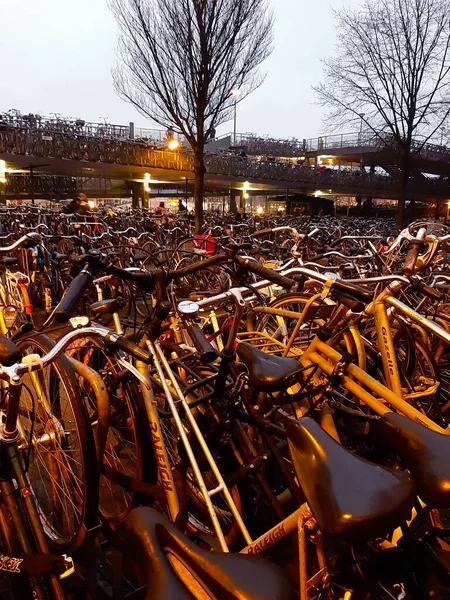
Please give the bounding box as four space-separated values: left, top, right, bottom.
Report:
144 185 151 193
168 139 180 151
0 160 5 184
144 173 151 183
243 192 249 200
243 181 250 190
257 206 264 214
315 190 323 197
88 200 96 209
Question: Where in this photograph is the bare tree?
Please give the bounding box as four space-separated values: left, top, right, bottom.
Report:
314 0 450 229
109 0 273 232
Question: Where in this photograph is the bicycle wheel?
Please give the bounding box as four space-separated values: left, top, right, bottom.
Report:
253 292 365 367
363 323 442 423
66 339 154 523
16 334 98 553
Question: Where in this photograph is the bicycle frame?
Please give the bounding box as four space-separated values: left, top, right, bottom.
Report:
299 334 447 434
363 280 450 407
240 502 332 600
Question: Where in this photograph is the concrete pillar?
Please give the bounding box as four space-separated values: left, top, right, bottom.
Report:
0 160 6 205
230 189 237 213
143 183 150 209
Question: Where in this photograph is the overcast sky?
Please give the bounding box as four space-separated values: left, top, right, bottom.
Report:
1 0 362 140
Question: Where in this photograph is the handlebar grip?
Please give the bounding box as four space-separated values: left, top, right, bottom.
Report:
402 239 425 276
106 264 156 290
415 280 443 301
332 290 365 313
187 324 220 363
54 268 93 323
253 229 273 237
307 227 320 239
235 257 296 289
308 254 325 263
112 336 153 364
332 279 373 303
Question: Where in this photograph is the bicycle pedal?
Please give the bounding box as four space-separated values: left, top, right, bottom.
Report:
60 554 75 579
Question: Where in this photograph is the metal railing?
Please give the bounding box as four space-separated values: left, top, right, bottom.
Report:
6 174 77 198
1 124 450 198
205 154 450 197
305 132 450 160
0 128 194 172
0 111 187 148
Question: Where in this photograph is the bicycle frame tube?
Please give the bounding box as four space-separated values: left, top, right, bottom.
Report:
373 300 404 399
300 337 447 433
135 358 180 523
387 295 450 345
282 293 323 357
240 503 317 600
240 503 311 555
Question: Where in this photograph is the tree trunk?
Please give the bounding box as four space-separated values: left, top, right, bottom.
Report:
396 153 410 232
193 146 205 234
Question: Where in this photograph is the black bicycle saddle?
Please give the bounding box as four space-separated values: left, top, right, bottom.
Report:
122 506 293 600
0 334 22 366
287 417 416 541
377 413 450 508
237 342 303 392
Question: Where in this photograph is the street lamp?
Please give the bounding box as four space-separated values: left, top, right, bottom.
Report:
231 88 241 146
168 139 180 151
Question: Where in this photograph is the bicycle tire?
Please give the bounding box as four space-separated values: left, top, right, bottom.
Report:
16 334 99 553
65 338 155 523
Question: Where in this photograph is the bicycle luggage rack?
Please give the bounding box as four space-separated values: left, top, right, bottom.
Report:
237 331 303 356
147 352 234 415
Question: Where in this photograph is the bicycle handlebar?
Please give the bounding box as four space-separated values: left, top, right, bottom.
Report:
12 325 152 375
0 232 42 253
233 255 297 288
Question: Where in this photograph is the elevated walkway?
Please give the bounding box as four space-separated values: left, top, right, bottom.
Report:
0 119 449 202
